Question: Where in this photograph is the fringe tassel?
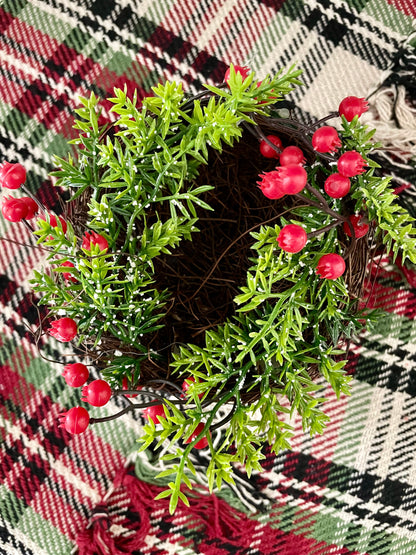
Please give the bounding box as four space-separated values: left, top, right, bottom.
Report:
75 470 151 555
75 467 257 554
364 37 416 217
76 505 124 555
365 84 416 162
124 468 257 539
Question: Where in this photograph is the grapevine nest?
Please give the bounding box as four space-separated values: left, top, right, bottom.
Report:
26 66 416 513
66 113 376 401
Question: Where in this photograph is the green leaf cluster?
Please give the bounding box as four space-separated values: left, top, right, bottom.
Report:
29 67 416 514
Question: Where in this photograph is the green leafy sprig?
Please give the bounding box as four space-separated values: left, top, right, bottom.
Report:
28 64 416 513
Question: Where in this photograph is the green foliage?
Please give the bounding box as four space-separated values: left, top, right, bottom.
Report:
339 116 416 264
30 65 416 514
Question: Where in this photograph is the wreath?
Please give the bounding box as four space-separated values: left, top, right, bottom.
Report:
2 64 416 512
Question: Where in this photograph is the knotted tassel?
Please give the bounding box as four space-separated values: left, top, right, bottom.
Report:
76 469 151 554
123 468 257 548
76 504 123 555
364 38 416 217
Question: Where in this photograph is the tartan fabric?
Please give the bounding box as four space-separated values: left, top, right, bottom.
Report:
1 1 416 554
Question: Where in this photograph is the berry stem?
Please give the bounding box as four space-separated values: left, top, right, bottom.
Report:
307 220 342 239
0 236 53 252
305 111 339 131
305 183 329 208
112 387 186 405
295 190 348 223
20 185 48 212
90 405 138 423
210 398 237 431
243 122 282 154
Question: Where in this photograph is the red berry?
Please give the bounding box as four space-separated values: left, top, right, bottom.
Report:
273 165 307 195
21 197 39 219
59 406 90 434
312 126 341 153
343 215 369 239
48 317 77 342
39 214 68 233
81 379 112 407
0 162 26 189
324 173 351 198
277 224 307 253
62 363 89 387
316 253 346 280
337 151 367 177
279 146 305 166
143 404 165 424
255 82 277 104
224 65 250 85
82 231 109 252
258 171 285 199
259 135 282 159
182 376 204 399
338 96 369 122
60 260 77 283
122 376 139 398
185 422 210 449
2 196 28 222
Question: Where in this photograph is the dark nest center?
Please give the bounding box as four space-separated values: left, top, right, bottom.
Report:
150 130 281 356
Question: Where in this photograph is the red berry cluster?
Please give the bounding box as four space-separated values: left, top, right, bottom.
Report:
59 363 114 433
0 163 40 223
256 95 370 280
0 161 115 434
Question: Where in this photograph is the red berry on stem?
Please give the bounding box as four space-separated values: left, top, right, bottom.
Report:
255 81 277 104
2 196 28 222
81 379 112 407
82 231 109 252
338 96 369 121
316 253 346 279
224 65 250 85
259 135 282 158
277 224 307 253
60 261 77 283
343 215 369 239
274 165 307 195
258 171 285 199
122 376 139 398
280 145 305 166
185 422 210 449
48 317 77 342
0 162 26 189
39 214 68 233
62 363 89 387
324 173 351 198
21 197 39 219
143 404 165 424
59 406 90 434
182 376 204 399
337 151 367 177
312 126 341 153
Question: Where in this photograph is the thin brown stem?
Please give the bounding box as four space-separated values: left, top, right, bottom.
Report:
186 205 310 302
307 220 342 239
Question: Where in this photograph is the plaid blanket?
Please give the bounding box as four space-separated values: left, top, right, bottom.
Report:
1 1 416 554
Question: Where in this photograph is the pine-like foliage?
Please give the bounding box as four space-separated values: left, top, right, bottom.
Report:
28 65 416 513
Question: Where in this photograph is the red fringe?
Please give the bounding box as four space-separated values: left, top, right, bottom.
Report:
76 466 257 554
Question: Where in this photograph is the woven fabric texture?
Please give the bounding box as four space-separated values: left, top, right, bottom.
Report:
1 1 416 554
